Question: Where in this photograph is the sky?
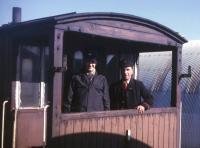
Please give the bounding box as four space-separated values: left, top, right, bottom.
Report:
0 0 199 40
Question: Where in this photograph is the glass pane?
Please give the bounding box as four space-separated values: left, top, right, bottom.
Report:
105 54 120 85
138 51 172 107
72 50 83 74
21 59 33 82
19 46 41 107
20 82 40 107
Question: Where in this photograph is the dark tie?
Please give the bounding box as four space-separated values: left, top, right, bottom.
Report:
122 81 128 90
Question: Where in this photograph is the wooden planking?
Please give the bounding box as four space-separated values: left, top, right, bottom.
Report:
73 119 82 148
111 116 118 148
118 116 125 148
158 113 165 148
58 111 178 148
153 114 160 148
65 120 74 147
163 113 169 148
124 115 131 148
16 110 44 148
81 119 90 148
130 115 137 147
87 20 164 35
148 114 154 147
136 114 143 147
89 118 98 148
174 114 177 148
143 114 149 145
169 113 175 148
59 121 66 147
96 118 104 148
104 117 112 148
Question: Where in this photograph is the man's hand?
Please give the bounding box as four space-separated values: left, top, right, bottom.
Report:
136 105 145 113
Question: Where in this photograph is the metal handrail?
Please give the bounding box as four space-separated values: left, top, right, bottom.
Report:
1 100 8 148
43 105 49 148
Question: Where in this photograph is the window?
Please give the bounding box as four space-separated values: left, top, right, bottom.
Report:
138 51 172 107
15 45 49 108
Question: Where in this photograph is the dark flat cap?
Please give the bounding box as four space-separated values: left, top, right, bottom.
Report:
85 53 98 64
120 59 133 68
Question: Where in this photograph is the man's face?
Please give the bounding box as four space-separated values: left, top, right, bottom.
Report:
122 66 133 81
86 61 96 73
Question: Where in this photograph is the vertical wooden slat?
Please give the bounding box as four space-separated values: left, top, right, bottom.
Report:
104 117 112 148
148 114 154 147
111 116 118 148
136 115 143 147
124 116 131 148
130 115 137 147
96 118 104 148
73 120 82 148
65 120 74 148
158 113 164 148
174 114 177 148
153 114 159 148
81 119 90 148
118 116 125 147
143 114 149 145
124 116 131 134
89 118 97 148
169 113 175 148
59 121 66 147
163 113 169 148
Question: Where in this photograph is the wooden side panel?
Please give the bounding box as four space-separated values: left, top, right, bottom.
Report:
143 115 149 145
89 119 97 148
111 116 118 148
73 120 82 148
58 110 178 148
174 115 177 148
130 115 137 147
104 117 112 148
159 113 165 148
136 115 143 147
164 114 169 148
153 114 160 148
16 110 43 148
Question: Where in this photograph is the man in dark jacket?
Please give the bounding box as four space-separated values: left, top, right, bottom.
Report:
64 54 110 112
110 59 153 113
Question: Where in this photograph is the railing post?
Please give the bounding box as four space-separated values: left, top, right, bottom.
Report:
1 100 8 148
43 105 49 148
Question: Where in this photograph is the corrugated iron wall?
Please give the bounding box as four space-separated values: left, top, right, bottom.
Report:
139 42 200 148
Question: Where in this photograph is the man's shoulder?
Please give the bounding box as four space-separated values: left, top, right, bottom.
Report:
130 79 143 85
96 74 107 80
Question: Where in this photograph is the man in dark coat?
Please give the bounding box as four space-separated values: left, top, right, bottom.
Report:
64 55 110 112
110 59 153 113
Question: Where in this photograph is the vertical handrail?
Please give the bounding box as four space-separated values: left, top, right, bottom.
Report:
12 109 18 148
43 105 49 148
1 100 8 148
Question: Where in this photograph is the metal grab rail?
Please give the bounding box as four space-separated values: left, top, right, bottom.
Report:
43 105 49 148
1 100 8 148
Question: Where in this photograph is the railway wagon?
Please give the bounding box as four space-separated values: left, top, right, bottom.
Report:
0 8 187 148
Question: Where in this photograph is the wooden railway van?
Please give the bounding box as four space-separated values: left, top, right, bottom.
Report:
0 11 187 148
